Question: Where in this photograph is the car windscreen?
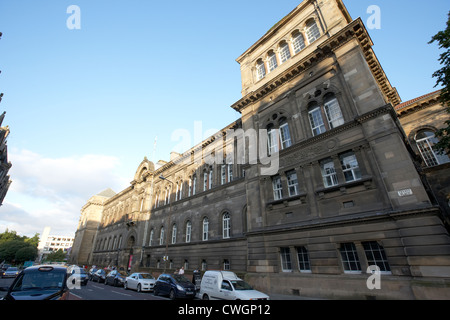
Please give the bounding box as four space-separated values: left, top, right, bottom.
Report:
230 280 253 290
11 270 66 292
7 267 18 271
172 275 191 284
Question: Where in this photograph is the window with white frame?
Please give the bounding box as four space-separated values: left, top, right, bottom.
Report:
279 118 292 149
202 217 209 241
279 42 291 64
221 165 226 185
340 151 361 182
267 51 278 73
292 32 306 54
267 125 279 155
415 130 450 167
185 221 192 243
223 212 231 239
223 259 230 270
280 247 292 272
305 19 321 44
308 102 326 136
362 241 391 273
227 164 233 183
209 168 213 189
286 170 299 197
159 227 165 245
171 224 177 244
256 60 266 81
203 171 208 192
296 246 311 272
339 243 361 273
324 93 344 129
149 229 154 246
321 158 338 188
272 175 283 200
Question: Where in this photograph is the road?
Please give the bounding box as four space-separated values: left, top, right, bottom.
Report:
0 276 172 300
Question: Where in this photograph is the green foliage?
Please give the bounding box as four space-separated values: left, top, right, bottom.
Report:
45 249 67 262
0 229 40 264
429 11 450 155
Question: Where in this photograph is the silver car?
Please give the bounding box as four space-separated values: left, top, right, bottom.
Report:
124 273 156 292
1 267 19 278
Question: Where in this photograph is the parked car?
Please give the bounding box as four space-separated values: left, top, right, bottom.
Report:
1 267 19 278
105 270 127 287
154 273 196 299
125 272 156 292
0 265 70 300
199 271 269 300
91 269 107 283
88 267 98 280
67 266 88 286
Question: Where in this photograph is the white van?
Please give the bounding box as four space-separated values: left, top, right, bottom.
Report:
199 271 269 300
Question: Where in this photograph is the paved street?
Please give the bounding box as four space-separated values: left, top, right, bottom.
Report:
68 280 171 300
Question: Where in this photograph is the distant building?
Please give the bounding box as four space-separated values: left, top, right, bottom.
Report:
37 227 74 262
0 111 12 205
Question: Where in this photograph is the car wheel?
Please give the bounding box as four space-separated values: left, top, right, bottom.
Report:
137 284 142 293
203 294 210 300
169 289 176 300
153 288 159 296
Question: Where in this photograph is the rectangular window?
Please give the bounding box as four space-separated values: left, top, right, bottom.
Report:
292 33 306 54
324 98 344 129
256 62 266 81
227 164 233 182
203 172 208 191
280 247 292 272
272 176 283 200
362 241 391 273
221 165 226 185
321 159 338 188
339 243 361 273
296 246 311 272
340 152 361 182
286 170 299 197
267 128 279 155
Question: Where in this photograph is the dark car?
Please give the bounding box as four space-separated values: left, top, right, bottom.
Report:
88 267 98 280
0 265 70 300
91 269 107 283
105 270 127 287
154 274 196 299
68 266 88 286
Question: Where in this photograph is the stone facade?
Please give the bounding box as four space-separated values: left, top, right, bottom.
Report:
0 112 12 206
70 0 450 299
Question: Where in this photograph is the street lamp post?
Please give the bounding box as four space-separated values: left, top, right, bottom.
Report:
159 174 174 273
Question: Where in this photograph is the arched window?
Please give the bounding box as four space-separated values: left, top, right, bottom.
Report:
308 93 344 136
279 41 291 64
149 229 154 246
279 117 292 149
159 227 165 245
267 50 278 73
256 59 266 81
223 212 231 239
185 221 192 243
305 19 320 44
171 224 177 244
202 217 209 241
267 116 293 155
292 31 306 54
415 130 450 167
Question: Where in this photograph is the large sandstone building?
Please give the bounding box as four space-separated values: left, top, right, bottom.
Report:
70 0 450 299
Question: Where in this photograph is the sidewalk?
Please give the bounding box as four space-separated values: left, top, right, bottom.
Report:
269 293 325 300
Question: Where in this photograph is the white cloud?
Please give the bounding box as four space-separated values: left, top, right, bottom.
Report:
0 149 129 237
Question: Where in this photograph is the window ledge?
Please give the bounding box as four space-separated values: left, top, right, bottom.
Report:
267 192 307 209
315 176 373 197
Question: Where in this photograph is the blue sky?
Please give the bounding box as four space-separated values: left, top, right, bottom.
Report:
0 0 448 237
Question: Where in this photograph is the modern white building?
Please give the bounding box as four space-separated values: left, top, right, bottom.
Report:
37 227 74 262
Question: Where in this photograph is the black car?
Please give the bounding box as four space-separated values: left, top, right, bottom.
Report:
0 265 70 300
91 269 107 283
68 266 89 286
154 274 196 300
105 270 127 287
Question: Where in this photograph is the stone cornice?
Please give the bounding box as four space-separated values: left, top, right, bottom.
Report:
231 18 401 113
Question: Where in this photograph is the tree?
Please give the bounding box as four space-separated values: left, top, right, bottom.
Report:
45 249 67 263
429 11 450 155
15 246 38 264
0 240 29 263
